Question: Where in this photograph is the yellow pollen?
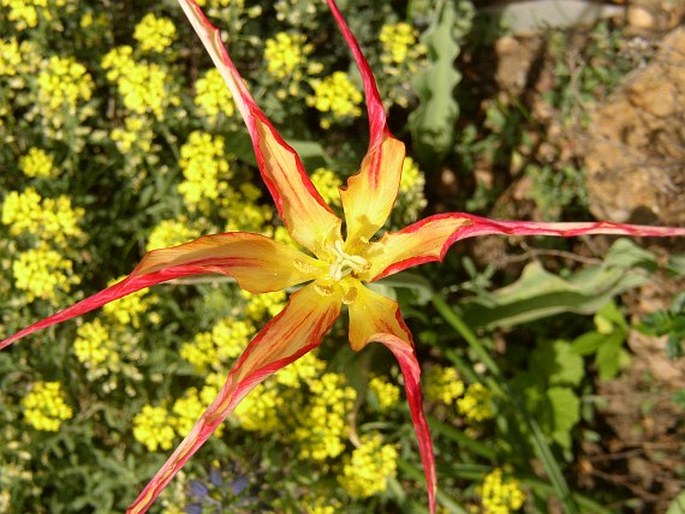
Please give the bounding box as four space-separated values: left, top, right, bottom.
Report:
328 240 368 281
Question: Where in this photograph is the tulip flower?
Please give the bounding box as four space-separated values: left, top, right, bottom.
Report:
2 1 684 513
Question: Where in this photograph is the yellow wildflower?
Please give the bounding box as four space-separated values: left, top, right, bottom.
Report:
37 55 94 121
274 351 326 388
22 381 73 431
111 116 155 155
240 289 287 321
172 388 204 436
133 405 176 452
424 365 465 405
233 383 284 433
294 373 356 461
12 244 80 303
368 376 400 412
457 383 495 422
307 71 362 129
73 319 119 372
180 332 217 373
194 68 235 121
101 46 178 120
0 38 22 76
338 433 398 498
310 168 341 206
221 183 273 233
264 32 313 80
1 0 75 30
146 219 200 252
102 276 152 328
178 131 231 212
180 317 254 372
479 468 526 514
379 22 419 65
134 13 176 53
19 148 57 178
1 188 84 245
396 156 427 223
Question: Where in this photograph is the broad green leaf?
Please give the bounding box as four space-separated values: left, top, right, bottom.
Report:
571 331 605 355
408 0 473 162
547 386 580 450
459 239 677 329
595 331 627 381
531 340 584 387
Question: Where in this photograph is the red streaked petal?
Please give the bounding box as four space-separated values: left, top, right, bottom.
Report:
347 285 436 514
326 0 404 247
178 0 341 253
326 0 387 147
0 232 321 350
365 212 685 281
127 284 341 514
340 136 405 250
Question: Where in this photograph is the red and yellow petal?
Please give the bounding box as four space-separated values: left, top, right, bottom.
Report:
364 212 685 281
346 284 436 514
127 283 342 514
326 0 405 248
178 0 341 253
340 136 406 251
0 232 321 351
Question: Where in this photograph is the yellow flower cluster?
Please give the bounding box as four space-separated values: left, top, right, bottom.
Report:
307 71 362 129
172 388 204 436
221 183 273 233
12 244 80 303
111 116 155 155
178 131 232 212
180 317 255 372
368 376 400 412
302 496 341 514
0 38 22 76
133 405 177 452
264 32 313 80
102 276 153 328
133 13 176 53
294 372 356 461
240 289 287 321
2 187 84 245
37 55 94 125
146 218 200 252
194 68 235 122
196 0 243 7
101 46 178 121
310 167 341 207
274 351 326 388
19 148 57 178
458 383 495 422
479 468 526 514
397 156 427 222
234 382 284 433
424 365 465 405
73 319 119 373
21 381 73 431
379 22 420 65
1 0 74 30
338 433 398 498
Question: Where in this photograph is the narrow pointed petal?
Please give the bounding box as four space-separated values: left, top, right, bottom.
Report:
0 232 321 350
127 284 341 514
326 0 387 146
326 0 404 248
347 285 436 513
364 212 685 281
177 0 341 252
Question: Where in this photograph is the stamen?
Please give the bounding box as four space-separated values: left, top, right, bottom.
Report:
327 240 369 281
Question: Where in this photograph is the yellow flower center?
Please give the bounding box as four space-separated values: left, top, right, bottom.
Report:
328 239 369 281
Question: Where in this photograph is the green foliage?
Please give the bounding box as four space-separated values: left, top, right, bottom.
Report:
409 0 473 164
459 239 678 329
638 292 685 359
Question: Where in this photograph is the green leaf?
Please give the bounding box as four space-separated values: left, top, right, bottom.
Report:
459 239 674 329
547 386 581 450
409 0 473 162
531 340 584 387
571 331 605 356
595 331 626 381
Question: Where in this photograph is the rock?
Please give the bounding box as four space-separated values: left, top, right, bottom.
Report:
583 27 685 226
627 6 655 29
